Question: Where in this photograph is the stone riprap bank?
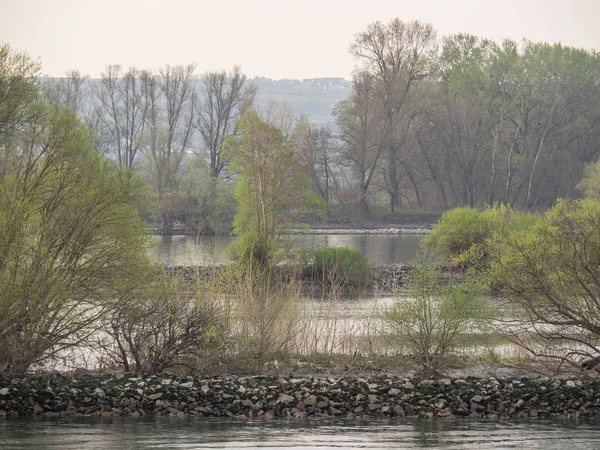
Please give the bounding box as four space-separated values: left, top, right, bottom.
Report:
1 374 600 420
167 264 424 292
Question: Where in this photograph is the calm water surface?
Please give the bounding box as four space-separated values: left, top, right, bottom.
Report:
1 417 599 449
149 234 423 266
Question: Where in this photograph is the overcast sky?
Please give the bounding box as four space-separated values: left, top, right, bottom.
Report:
1 0 599 79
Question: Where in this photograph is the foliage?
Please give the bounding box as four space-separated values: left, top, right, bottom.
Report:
228 110 324 269
0 44 153 374
227 230 284 272
174 157 237 234
488 198 600 365
0 110 151 373
422 204 536 269
385 261 488 377
299 245 374 289
578 158 600 201
0 43 41 141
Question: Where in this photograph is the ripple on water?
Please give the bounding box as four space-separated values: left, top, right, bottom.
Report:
2 418 600 449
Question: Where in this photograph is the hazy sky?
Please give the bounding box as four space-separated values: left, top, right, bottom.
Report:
1 0 599 79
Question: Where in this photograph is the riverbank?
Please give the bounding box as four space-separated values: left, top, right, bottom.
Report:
290 227 430 235
2 372 599 420
165 263 464 293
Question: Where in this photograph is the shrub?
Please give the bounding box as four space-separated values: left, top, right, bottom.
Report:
299 245 373 289
422 204 536 270
98 272 231 374
489 198 600 367
385 261 488 377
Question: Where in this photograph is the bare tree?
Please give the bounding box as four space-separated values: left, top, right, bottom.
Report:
351 19 437 211
144 64 197 233
292 116 335 204
48 69 87 113
195 66 256 177
92 65 151 170
334 72 386 214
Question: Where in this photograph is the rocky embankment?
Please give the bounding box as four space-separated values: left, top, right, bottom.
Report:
291 227 430 235
166 264 462 292
1 373 600 420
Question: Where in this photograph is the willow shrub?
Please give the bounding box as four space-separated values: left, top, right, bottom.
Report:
385 261 489 377
299 245 373 290
422 204 537 270
488 198 600 365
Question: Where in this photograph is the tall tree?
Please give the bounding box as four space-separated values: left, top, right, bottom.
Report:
0 45 151 373
92 65 152 170
48 69 87 113
291 116 335 204
334 72 386 214
229 109 322 268
195 66 256 178
350 18 437 211
144 64 197 233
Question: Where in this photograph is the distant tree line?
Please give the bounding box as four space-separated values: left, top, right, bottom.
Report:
45 19 600 231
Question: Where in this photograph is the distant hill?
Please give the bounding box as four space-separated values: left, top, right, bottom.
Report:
252 77 351 128
45 75 352 128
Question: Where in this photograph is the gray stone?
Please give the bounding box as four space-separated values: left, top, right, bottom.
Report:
277 394 295 405
94 388 106 398
304 395 317 406
471 395 484 404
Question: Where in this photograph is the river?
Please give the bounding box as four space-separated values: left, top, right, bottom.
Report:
149 234 423 266
2 417 600 449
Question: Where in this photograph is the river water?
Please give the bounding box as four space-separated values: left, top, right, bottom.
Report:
2 417 600 449
149 234 423 266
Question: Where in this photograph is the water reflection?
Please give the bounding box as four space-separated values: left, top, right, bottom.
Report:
1 417 600 449
149 234 423 266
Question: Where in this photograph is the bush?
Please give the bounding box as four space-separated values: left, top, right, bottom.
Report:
385 262 488 377
422 204 536 270
98 272 231 374
489 198 600 367
299 245 373 289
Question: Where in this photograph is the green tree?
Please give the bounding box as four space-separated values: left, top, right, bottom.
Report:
0 43 41 146
0 45 151 373
228 110 323 269
173 157 237 234
578 158 600 200
489 198 600 366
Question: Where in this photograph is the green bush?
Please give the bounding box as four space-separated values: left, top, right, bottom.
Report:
488 198 600 365
300 245 373 289
422 205 537 270
385 261 489 377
